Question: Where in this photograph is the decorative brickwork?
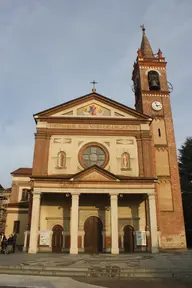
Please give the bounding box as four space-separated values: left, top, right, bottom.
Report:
132 30 186 249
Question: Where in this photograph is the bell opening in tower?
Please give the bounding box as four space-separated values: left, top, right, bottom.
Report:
148 71 161 91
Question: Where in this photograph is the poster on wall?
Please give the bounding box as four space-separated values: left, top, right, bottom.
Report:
39 231 50 246
136 231 146 246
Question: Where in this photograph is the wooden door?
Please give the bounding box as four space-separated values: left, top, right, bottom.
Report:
52 225 63 253
84 216 103 253
124 225 134 253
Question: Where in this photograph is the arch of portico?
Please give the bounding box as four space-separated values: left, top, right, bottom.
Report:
27 186 158 254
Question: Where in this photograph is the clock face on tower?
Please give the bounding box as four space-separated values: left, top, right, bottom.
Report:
152 101 162 111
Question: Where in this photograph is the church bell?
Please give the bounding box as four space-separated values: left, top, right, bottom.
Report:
150 79 160 90
148 71 160 91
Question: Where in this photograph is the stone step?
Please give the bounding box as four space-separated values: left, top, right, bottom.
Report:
0 265 191 279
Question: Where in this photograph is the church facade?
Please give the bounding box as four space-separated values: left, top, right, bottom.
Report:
5 29 186 254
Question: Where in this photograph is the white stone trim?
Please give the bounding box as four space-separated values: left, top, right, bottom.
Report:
110 194 119 254
23 230 30 252
148 194 158 253
140 66 165 70
28 192 41 253
33 187 155 195
49 231 53 248
12 176 31 182
142 93 169 97
7 208 29 212
70 194 79 254
145 68 161 76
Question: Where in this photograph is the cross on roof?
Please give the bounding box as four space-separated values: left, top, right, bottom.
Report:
90 80 98 92
140 24 145 32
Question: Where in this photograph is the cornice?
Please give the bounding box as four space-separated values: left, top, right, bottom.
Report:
141 91 170 97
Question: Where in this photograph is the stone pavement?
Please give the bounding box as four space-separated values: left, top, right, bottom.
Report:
0 274 192 288
0 274 102 288
0 251 192 269
0 251 192 278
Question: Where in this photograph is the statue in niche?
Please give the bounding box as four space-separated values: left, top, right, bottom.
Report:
57 151 66 169
121 152 130 170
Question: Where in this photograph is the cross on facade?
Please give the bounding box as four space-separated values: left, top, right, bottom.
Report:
90 80 98 92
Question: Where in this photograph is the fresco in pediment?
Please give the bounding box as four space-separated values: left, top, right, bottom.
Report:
77 103 111 116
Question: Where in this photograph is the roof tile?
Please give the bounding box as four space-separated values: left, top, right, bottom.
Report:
11 168 32 176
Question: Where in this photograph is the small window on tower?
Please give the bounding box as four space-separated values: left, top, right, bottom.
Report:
148 71 160 91
158 128 161 137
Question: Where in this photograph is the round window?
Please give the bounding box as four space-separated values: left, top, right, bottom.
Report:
79 143 109 168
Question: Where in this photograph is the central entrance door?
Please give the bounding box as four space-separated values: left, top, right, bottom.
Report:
84 216 103 253
52 224 63 253
123 225 134 253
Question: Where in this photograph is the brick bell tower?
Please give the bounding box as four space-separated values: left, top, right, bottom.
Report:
132 26 186 249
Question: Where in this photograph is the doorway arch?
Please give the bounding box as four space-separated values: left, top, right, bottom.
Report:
123 225 134 253
84 216 103 253
52 224 63 253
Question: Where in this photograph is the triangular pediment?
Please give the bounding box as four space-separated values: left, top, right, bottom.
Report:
70 165 119 182
34 92 150 121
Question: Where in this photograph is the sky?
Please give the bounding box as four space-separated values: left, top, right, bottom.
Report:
0 0 192 187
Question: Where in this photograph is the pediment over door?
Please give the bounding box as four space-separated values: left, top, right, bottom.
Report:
70 165 120 182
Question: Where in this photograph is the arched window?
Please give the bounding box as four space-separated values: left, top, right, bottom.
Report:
148 70 160 91
57 151 66 169
121 152 131 170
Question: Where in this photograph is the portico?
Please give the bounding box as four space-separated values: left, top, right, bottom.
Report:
28 166 158 254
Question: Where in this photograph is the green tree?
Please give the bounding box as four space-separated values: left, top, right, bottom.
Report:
179 137 192 247
179 137 192 193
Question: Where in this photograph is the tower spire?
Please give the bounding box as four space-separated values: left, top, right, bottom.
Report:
140 25 154 58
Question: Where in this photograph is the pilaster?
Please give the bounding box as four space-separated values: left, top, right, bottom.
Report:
23 230 30 252
148 193 158 253
28 191 41 254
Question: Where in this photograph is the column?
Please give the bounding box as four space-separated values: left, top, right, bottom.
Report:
120 233 124 250
110 194 119 254
102 231 105 250
145 196 150 252
23 230 30 252
62 231 65 252
70 194 79 254
28 191 41 254
81 231 85 251
148 193 158 253
50 231 53 249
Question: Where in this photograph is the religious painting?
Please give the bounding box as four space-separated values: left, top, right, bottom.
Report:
77 103 111 116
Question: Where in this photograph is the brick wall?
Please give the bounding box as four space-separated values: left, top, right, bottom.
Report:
132 59 186 249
